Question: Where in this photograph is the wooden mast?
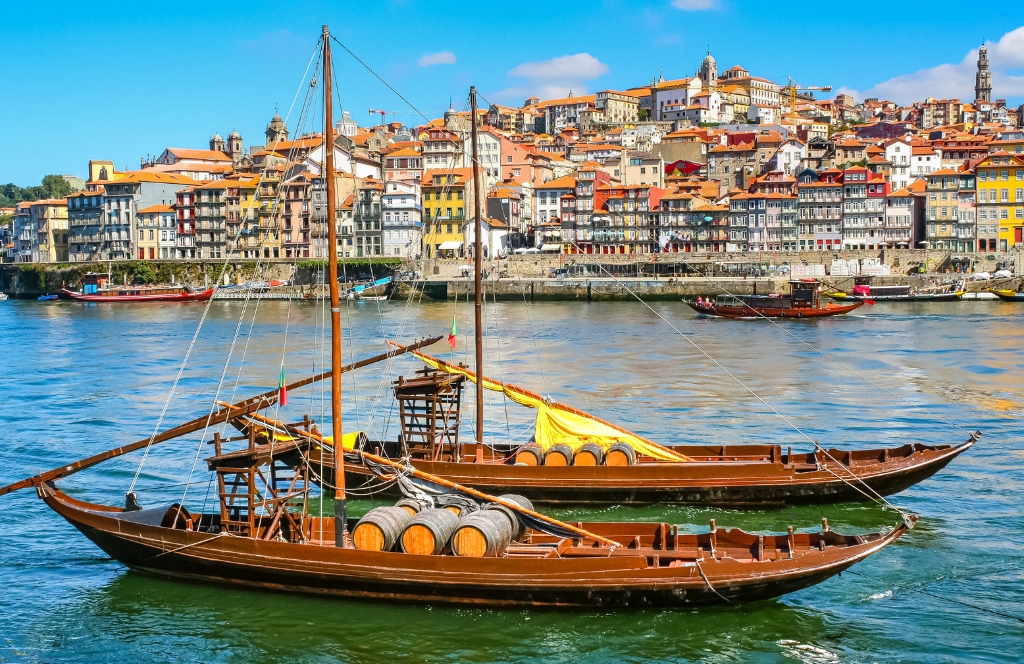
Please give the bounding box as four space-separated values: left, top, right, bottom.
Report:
323 25 347 547
469 86 485 463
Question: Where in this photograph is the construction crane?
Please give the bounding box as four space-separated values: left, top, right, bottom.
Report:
784 77 832 112
367 108 416 124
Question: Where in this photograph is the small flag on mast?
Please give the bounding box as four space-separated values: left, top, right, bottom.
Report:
447 316 457 349
279 365 288 407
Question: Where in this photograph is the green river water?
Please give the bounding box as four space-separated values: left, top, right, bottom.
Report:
0 297 1021 662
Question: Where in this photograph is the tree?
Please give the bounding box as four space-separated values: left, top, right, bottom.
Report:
41 175 73 199
0 174 76 207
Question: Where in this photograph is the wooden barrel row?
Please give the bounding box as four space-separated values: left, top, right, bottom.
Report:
514 442 638 467
353 494 535 557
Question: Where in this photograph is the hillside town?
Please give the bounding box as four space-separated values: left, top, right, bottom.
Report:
3 46 1023 266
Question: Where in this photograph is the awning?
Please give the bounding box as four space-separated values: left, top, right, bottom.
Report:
438 241 462 250
540 244 562 252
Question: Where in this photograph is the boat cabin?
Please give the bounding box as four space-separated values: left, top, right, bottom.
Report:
742 279 821 310
851 276 910 298
81 272 110 295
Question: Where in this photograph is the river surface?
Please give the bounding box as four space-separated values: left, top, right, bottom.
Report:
0 296 1021 663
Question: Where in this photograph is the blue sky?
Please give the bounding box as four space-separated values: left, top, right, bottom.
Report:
2 0 1022 184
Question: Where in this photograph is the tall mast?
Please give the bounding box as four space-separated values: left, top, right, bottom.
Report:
469 87 485 462
323 25 347 547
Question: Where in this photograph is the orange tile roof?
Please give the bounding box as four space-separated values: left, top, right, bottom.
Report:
536 175 577 190
166 148 232 161
109 171 198 186
137 204 175 214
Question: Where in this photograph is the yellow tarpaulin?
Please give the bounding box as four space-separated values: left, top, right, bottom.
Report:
412 351 687 462
277 431 364 450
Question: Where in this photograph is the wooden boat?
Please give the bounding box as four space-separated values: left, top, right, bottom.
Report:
32 478 912 608
37 294 58 301
989 288 1024 302
313 353 978 507
61 285 214 302
0 31 913 609
686 280 863 318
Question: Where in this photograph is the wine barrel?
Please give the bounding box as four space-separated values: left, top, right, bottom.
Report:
400 508 460 555
352 506 412 552
604 442 637 466
394 498 424 516
451 510 513 557
514 443 544 466
483 493 534 541
573 442 604 466
543 443 574 466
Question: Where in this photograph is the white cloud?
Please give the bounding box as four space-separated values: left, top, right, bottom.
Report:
418 51 456 67
494 53 609 102
507 53 609 81
843 26 1024 104
672 0 718 10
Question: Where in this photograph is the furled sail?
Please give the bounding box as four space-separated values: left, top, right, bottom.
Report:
407 349 688 462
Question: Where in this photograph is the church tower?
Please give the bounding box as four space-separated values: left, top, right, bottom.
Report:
975 44 992 103
226 130 243 164
209 132 225 152
265 110 289 146
699 51 718 91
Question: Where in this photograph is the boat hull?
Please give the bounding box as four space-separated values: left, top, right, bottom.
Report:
334 439 975 507
828 293 963 302
61 288 215 302
41 484 906 608
686 301 863 318
990 289 1024 302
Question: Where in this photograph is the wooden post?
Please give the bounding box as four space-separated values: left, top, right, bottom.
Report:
470 86 485 464
323 25 348 548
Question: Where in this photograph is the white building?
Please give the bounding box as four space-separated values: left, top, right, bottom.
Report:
910 146 940 177
883 138 913 191
382 179 422 258
652 77 703 122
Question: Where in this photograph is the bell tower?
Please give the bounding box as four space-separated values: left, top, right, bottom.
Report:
975 44 992 103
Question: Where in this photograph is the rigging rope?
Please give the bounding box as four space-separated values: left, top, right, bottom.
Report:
694 268 972 435
565 240 912 521
128 37 323 494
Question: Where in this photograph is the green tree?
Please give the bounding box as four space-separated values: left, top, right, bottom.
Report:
41 175 73 199
0 174 77 207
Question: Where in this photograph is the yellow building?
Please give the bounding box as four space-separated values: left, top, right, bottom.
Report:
975 152 1024 251
422 168 475 258
136 205 176 260
88 160 123 183
29 199 69 262
223 175 263 258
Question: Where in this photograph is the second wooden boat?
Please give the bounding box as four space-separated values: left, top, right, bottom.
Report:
687 280 863 318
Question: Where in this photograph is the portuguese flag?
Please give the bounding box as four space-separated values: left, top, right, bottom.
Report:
279 365 288 407
447 317 457 349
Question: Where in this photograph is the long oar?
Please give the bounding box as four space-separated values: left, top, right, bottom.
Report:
0 337 441 497
273 420 622 549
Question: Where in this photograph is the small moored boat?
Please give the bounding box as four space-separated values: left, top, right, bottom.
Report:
989 288 1024 302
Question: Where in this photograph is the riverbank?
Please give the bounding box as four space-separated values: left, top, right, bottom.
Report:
2 248 1021 300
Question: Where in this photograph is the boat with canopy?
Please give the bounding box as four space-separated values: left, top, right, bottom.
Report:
687 280 864 318
1 27 914 608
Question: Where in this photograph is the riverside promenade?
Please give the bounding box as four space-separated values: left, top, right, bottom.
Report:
2 248 1021 301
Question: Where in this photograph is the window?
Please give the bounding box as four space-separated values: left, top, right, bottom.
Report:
507 156 512 163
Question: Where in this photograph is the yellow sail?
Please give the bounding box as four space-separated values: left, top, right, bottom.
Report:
411 351 688 462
